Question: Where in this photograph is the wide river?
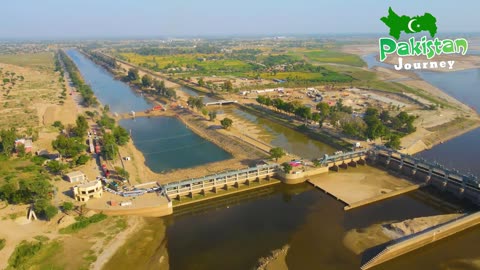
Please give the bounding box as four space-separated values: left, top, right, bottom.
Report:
68 49 480 269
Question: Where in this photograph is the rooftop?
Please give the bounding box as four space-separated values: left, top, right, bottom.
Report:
66 171 85 178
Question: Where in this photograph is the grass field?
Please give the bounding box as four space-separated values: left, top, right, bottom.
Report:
0 156 48 186
291 49 366 67
0 53 55 71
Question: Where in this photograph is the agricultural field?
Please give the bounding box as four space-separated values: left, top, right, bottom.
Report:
120 52 253 75
0 52 64 131
293 49 366 67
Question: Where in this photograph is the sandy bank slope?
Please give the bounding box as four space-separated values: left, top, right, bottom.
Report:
344 213 462 255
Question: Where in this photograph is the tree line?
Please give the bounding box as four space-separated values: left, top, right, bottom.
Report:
58 50 98 107
124 68 177 100
256 96 416 149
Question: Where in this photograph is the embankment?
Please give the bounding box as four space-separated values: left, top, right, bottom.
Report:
361 212 480 270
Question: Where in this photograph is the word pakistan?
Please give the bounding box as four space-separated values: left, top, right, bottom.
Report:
379 7 468 71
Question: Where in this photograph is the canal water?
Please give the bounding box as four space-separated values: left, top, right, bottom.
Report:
66 49 231 172
69 49 480 269
224 107 335 159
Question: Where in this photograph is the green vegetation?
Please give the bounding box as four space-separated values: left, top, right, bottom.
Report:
282 162 293 174
208 111 217 121
187 96 204 110
270 147 286 162
120 46 357 88
0 52 54 69
61 201 74 212
0 128 16 157
8 240 43 269
299 50 365 67
7 240 63 270
115 166 129 179
34 198 58 221
220 118 233 129
59 50 98 107
59 213 108 234
0 238 5 251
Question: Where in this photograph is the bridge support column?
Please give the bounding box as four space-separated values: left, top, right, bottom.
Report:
398 159 404 170
330 164 339 172
246 179 250 186
357 158 366 165
348 160 357 167
213 187 217 194
441 181 447 191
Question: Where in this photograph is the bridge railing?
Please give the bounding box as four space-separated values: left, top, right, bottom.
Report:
162 163 280 191
372 145 479 189
318 148 370 166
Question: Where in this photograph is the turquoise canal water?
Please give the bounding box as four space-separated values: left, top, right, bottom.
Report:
119 117 231 172
66 49 231 172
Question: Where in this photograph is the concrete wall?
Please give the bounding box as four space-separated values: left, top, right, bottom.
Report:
280 166 329 184
361 212 480 270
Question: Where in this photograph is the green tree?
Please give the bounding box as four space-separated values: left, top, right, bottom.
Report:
385 135 401 150
115 166 129 179
44 205 58 221
52 121 64 130
201 108 209 116
102 133 118 160
127 68 140 82
269 147 285 162
220 118 233 129
223 80 233 91
198 77 205 87
0 128 16 156
52 135 85 158
61 202 74 212
141 74 153 88
208 111 217 121
16 144 26 157
113 126 130 146
34 199 58 220
282 162 293 174
75 154 90 165
74 115 89 138
46 160 67 175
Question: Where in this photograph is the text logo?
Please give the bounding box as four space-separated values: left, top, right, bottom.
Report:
381 7 437 40
378 7 468 71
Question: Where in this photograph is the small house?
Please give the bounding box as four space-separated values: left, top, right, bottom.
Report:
65 171 86 183
15 139 33 153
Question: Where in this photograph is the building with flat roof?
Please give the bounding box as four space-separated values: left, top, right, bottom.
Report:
15 139 33 153
73 180 103 202
65 171 86 183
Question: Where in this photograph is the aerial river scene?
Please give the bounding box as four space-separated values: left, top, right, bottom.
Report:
0 1 479 270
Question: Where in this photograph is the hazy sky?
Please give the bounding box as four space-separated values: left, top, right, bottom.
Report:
2 0 479 38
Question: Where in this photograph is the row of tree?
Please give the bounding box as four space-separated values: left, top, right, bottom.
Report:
256 95 416 149
256 95 320 123
58 50 98 107
124 68 177 100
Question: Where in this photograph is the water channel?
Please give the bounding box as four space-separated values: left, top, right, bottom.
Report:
66 49 231 172
68 49 480 269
